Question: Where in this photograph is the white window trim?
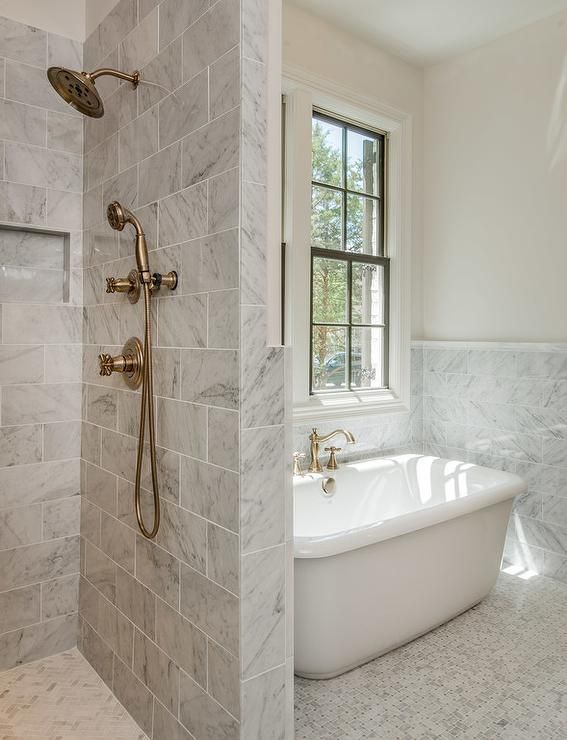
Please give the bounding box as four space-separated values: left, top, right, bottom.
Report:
283 64 413 423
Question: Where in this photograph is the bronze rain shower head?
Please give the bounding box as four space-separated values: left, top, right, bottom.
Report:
47 67 140 118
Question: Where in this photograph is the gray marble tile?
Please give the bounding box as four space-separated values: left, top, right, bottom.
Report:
207 523 239 594
0 229 64 269
136 535 180 607
180 671 239 739
515 461 567 496
46 189 82 231
467 401 516 432
423 396 468 423
542 494 567 529
208 639 240 718
80 616 113 686
153 700 194 740
101 428 138 482
241 426 285 553
158 182 207 247
85 541 116 602
0 345 43 385
102 163 138 213
0 504 41 549
119 105 158 171
182 0 239 80
446 423 542 463
112 656 154 737
133 627 179 714
159 0 209 51
242 58 267 184
86 384 117 429
424 348 468 374
181 107 239 187
119 7 158 71
208 167 239 233
241 664 286 740
242 0 268 63
210 46 239 119
5 142 81 192
542 379 567 410
86 134 118 190
0 17 46 67
5 59 79 115
84 0 137 69
180 564 238 654
47 32 82 70
158 69 208 149
158 293 207 348
510 514 567 555
208 289 239 349
180 348 239 409
43 496 81 539
139 141 181 205
0 584 40 634
0 614 77 673
241 545 285 679
2 382 81 425
241 306 285 428
543 550 567 584
85 461 116 515
180 456 238 532
516 405 567 439
543 437 567 469
0 99 45 145
517 351 567 379
0 536 79 591
0 459 79 510
0 181 46 224
156 397 207 459
0 264 65 304
100 512 136 573
177 230 238 294
241 181 267 304
467 349 517 377
208 407 239 471
138 37 182 114
152 347 180 400
155 598 207 687
0 423 42 467
81 498 101 547
2 304 81 343
82 421 101 467
41 574 79 620
115 565 156 639
84 223 119 266
92 588 134 666
155 499 206 572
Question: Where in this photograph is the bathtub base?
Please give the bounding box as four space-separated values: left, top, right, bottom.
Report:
294 499 512 679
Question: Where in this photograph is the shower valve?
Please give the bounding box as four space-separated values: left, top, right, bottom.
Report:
105 269 141 304
98 337 144 390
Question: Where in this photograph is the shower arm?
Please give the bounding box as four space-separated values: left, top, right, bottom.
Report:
87 68 140 86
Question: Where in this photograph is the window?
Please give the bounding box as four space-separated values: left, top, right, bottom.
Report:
310 110 388 395
283 76 412 422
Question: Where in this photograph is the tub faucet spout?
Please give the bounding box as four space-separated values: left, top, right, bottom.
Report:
308 428 355 472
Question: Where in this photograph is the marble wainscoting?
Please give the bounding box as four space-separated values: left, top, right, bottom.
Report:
419 341 567 583
0 16 83 671
80 0 289 738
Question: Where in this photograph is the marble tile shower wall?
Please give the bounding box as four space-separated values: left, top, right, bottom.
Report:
79 1 289 738
0 17 83 672
419 341 567 584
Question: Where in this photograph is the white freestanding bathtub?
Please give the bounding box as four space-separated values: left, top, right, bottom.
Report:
294 454 526 679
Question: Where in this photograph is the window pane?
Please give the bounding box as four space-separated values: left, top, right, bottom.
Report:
312 257 348 324
312 326 347 391
351 263 385 325
312 117 343 187
346 193 379 255
351 327 384 389
347 130 379 195
311 185 343 250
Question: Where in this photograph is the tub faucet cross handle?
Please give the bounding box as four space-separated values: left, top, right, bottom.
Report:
325 446 342 470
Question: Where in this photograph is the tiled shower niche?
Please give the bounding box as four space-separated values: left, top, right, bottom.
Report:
0 225 71 304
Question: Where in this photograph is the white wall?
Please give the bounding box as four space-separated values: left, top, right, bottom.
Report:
424 9 567 341
283 3 425 338
0 0 85 40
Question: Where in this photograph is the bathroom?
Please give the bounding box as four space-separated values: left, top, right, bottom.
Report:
0 0 567 737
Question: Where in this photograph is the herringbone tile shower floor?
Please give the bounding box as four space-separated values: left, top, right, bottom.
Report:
0 648 147 739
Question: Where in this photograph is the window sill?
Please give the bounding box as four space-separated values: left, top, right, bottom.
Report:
293 389 410 423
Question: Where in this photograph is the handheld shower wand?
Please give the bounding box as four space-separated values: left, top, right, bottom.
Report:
100 202 177 539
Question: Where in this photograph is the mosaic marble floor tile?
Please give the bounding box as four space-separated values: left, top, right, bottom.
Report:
0 648 147 739
295 572 567 739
